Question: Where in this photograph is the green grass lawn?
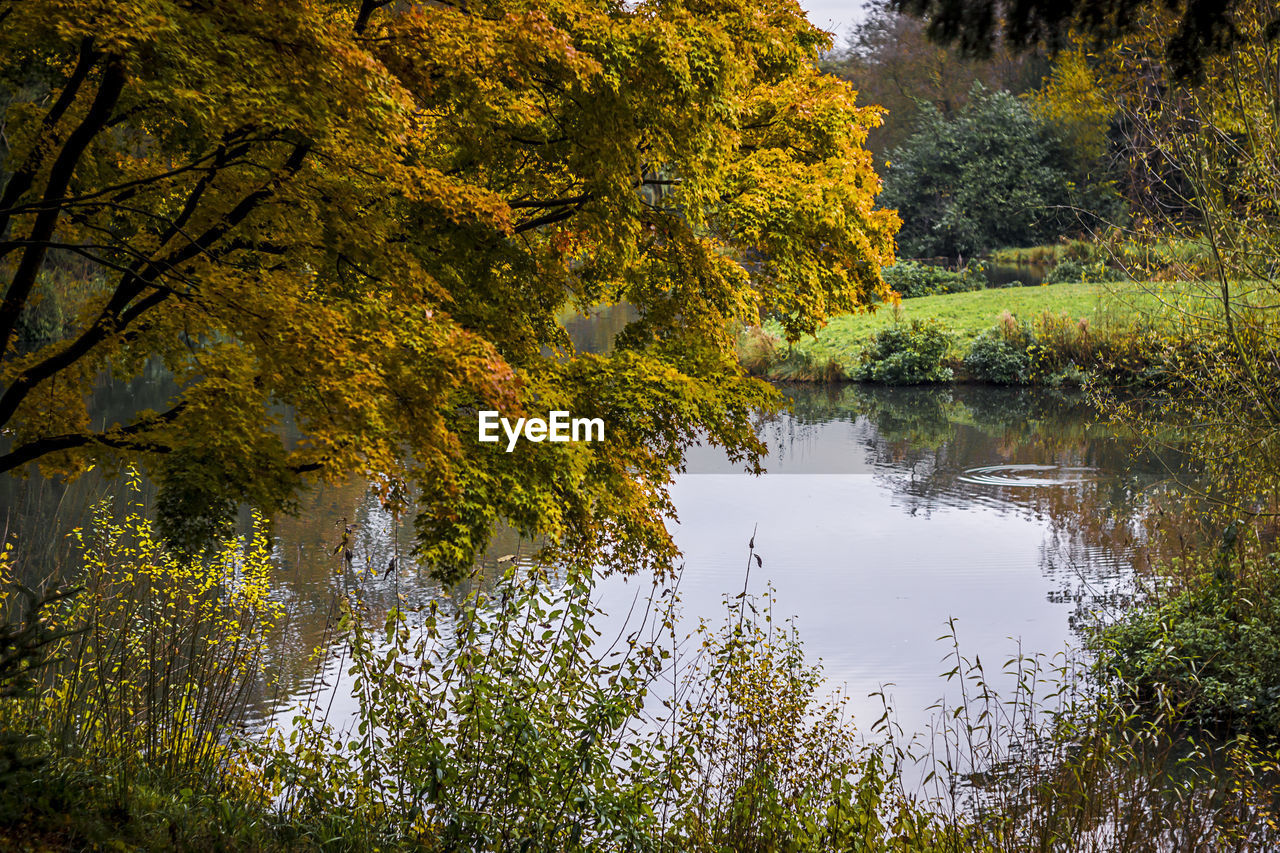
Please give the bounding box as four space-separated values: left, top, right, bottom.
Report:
791 281 1171 368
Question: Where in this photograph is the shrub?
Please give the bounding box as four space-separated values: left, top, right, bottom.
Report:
964 330 1030 384
0 473 282 792
882 85 1082 257
737 326 848 382
925 620 1280 849
854 320 953 384
881 260 983 299
262 561 960 851
1095 555 1280 733
770 349 848 382
1025 309 1099 379
1045 257 1125 284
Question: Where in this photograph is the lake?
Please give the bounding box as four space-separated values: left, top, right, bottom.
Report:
1 375 1175 743
595 382 1166 738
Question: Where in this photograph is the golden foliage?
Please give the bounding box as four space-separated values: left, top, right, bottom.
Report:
0 0 897 579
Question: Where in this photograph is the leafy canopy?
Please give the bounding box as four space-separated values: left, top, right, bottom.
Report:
881 84 1071 258
0 0 897 580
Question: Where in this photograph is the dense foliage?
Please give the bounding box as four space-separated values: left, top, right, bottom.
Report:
880 86 1075 258
853 320 954 384
1045 257 1126 284
1097 556 1280 733
963 329 1031 384
880 260 984 298
0 475 281 793
0 0 897 580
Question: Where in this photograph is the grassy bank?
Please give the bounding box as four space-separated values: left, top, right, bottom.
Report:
740 281 1180 384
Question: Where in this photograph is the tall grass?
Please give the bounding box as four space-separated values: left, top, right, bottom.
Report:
907 623 1280 851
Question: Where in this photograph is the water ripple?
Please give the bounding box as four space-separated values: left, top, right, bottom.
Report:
957 464 1097 488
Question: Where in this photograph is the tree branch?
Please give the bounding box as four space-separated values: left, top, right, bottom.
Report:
508 192 591 209
0 59 126 359
0 134 262 222
0 37 100 244
354 0 393 35
0 403 186 474
0 142 312 435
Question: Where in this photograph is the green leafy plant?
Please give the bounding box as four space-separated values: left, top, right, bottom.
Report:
881 260 984 299
882 84 1086 258
1095 553 1280 733
964 330 1030 384
260 548 964 851
854 320 954 384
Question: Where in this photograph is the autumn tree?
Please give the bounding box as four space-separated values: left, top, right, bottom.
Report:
0 0 897 579
1029 47 1128 226
1099 0 1280 522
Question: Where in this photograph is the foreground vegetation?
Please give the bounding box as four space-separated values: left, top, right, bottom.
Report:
4 487 1280 852
0 497 960 851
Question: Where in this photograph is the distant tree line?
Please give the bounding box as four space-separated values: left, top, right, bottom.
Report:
825 1 1126 258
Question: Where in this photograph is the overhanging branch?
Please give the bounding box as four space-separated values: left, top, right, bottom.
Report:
0 403 186 474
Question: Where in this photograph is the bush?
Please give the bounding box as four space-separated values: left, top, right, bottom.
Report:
0 474 282 792
262 562 961 851
882 85 1080 257
854 320 953 384
964 330 1030 384
881 261 984 299
737 326 847 382
1045 257 1125 284
1095 554 1280 733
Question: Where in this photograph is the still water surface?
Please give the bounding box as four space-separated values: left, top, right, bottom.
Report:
2 376 1173 740
594 383 1161 735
